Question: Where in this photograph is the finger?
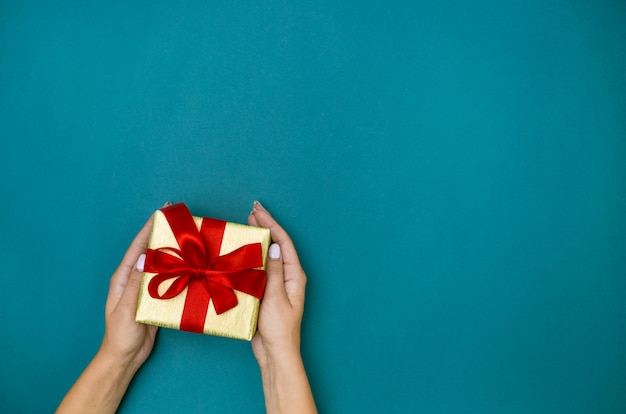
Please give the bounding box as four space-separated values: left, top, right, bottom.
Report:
108 216 153 312
117 267 145 315
106 267 130 316
107 203 167 313
106 253 144 316
251 201 301 267
118 210 157 273
106 220 151 315
247 208 259 227
265 243 289 304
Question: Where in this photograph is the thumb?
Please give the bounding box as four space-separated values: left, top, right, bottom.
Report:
264 243 289 305
117 255 146 314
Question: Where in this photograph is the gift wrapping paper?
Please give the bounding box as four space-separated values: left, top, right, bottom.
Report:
136 204 270 340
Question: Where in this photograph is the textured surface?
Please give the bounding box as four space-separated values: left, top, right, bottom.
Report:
1 1 626 413
136 210 269 340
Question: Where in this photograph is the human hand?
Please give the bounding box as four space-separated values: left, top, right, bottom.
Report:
99 210 161 373
248 201 317 414
248 201 307 366
57 205 164 413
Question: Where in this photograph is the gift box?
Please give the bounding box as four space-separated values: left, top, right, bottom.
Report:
136 203 270 340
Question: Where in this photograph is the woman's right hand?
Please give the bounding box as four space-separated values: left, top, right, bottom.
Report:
248 201 317 414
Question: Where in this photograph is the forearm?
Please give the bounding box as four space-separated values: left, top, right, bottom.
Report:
56 349 136 414
260 351 317 414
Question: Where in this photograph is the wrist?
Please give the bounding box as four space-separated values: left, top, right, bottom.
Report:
255 335 301 371
257 346 317 414
260 346 302 372
56 349 137 414
98 331 148 376
95 344 141 382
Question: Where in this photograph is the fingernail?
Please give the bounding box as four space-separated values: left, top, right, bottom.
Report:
253 200 265 212
269 243 281 260
162 201 172 207
135 254 146 271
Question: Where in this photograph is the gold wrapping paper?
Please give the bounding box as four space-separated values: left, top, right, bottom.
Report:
136 210 270 340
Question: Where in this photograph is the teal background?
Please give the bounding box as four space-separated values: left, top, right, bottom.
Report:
1 1 625 413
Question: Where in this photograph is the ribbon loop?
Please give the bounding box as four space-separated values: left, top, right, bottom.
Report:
143 203 267 333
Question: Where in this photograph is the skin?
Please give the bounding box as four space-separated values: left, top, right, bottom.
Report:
56 201 316 414
249 201 317 414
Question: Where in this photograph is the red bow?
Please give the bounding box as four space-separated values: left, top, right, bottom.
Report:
144 203 266 333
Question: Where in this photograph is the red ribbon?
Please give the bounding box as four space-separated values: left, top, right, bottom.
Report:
143 203 266 333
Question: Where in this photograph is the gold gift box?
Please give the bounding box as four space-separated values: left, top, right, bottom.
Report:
136 209 270 340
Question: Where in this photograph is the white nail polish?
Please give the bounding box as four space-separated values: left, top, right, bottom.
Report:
269 243 281 260
136 253 146 272
254 200 266 211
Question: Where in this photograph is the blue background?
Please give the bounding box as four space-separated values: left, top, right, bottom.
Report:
1 1 625 413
